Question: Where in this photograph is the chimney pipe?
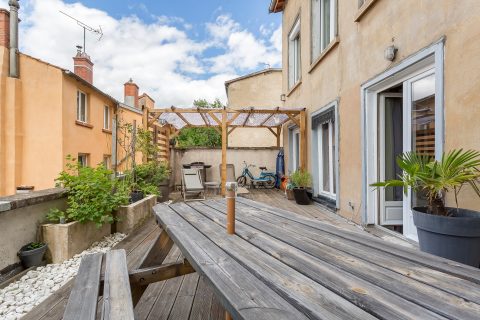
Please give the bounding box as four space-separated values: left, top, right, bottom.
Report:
8 0 19 78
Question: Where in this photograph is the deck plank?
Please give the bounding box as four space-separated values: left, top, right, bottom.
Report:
236 197 480 283
154 203 312 320
188 276 217 320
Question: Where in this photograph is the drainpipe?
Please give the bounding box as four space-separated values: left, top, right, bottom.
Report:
9 0 19 78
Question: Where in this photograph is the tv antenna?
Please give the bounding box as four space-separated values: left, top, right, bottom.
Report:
59 10 103 53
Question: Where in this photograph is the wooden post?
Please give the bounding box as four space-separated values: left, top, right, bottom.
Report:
299 110 307 170
221 109 227 196
225 312 233 320
225 182 237 234
276 126 281 148
112 112 118 175
142 108 148 163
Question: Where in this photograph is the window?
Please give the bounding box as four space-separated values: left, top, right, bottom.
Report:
312 107 337 199
311 0 337 61
77 90 87 123
103 106 111 130
288 18 301 89
103 155 111 169
289 128 300 172
78 154 88 167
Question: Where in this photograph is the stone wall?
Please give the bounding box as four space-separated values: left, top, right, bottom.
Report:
0 189 66 271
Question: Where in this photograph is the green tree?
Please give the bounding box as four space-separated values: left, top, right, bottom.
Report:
176 98 223 148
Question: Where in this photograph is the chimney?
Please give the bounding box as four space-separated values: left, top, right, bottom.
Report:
9 0 19 78
0 9 10 48
124 78 139 108
73 45 94 84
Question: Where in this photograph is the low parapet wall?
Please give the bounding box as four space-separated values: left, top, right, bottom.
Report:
0 188 67 271
170 147 281 188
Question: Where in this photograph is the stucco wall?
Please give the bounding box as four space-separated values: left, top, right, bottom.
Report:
226 70 283 147
0 189 66 270
171 147 281 188
280 0 480 223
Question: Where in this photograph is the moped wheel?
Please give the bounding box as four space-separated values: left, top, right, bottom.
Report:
264 175 276 189
237 176 247 187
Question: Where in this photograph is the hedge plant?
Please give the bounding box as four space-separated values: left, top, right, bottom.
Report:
47 156 129 227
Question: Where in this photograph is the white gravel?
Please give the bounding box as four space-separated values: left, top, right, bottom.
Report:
0 233 126 320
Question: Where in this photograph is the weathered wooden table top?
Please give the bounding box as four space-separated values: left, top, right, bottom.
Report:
153 198 480 320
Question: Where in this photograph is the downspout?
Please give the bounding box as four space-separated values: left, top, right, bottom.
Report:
111 103 119 176
8 0 19 78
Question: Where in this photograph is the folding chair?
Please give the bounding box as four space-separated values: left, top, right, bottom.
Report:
181 168 206 201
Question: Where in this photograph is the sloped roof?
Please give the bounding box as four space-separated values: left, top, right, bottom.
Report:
269 0 286 13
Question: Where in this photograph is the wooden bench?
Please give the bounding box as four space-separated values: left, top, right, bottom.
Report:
63 250 134 320
154 199 480 320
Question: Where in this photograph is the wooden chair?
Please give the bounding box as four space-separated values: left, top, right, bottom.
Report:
181 168 206 201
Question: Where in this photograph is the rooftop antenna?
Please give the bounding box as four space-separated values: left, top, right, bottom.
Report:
59 10 103 53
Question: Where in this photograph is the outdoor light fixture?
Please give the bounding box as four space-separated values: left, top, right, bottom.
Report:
384 44 398 61
280 94 286 101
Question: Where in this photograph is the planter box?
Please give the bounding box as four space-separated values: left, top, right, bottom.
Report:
42 221 111 264
113 195 157 234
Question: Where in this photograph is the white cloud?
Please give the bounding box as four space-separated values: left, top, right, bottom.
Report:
1 0 281 107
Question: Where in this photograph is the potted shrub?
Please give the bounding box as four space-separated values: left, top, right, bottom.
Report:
290 170 312 205
372 149 480 267
18 242 47 268
285 182 295 200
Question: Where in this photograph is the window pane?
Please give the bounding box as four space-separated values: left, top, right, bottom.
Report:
321 0 331 50
295 37 301 82
331 122 336 194
311 0 321 60
81 93 86 122
411 74 435 208
322 123 330 192
384 97 403 201
77 92 80 121
295 132 300 170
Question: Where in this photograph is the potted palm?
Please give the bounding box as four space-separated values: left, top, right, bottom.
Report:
372 149 480 267
290 170 312 205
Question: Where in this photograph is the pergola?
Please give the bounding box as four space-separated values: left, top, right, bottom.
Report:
147 107 307 195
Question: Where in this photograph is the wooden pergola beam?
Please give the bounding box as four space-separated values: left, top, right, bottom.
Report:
227 112 241 126
286 113 300 127
221 110 227 195
149 108 303 115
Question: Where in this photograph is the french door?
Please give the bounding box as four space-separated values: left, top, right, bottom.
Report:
403 70 436 240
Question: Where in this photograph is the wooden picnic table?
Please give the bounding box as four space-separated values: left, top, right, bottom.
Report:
153 197 480 320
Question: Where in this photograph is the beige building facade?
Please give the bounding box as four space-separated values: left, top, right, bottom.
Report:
0 7 149 196
271 0 480 240
225 68 283 147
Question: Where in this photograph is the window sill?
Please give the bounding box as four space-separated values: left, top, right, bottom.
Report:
309 37 340 74
286 79 302 97
354 0 377 22
102 129 112 134
75 121 93 129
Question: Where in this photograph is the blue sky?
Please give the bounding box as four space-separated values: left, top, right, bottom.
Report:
0 0 283 106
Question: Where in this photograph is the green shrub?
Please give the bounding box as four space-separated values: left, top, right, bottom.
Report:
290 170 312 189
47 156 129 227
124 161 170 196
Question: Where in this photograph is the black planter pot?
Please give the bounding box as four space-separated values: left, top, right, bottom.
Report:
18 243 47 268
413 207 480 268
293 188 311 205
130 190 145 203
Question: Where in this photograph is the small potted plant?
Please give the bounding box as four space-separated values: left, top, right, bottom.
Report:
18 242 47 268
372 149 480 267
286 182 295 200
290 170 312 205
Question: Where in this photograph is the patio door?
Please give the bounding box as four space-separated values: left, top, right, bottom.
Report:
291 128 300 171
403 71 436 240
379 93 403 225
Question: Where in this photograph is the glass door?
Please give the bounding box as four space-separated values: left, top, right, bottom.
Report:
403 70 436 240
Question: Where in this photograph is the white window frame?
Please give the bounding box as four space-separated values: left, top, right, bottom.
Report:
288 18 301 89
103 155 111 169
311 0 337 61
77 90 88 123
78 153 88 167
317 120 336 199
103 106 111 130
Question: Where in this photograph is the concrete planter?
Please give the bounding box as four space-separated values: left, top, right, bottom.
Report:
42 221 111 264
113 195 157 234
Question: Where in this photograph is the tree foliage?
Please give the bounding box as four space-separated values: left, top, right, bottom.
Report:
176 98 223 148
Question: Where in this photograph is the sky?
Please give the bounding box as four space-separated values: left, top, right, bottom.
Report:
0 0 282 106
